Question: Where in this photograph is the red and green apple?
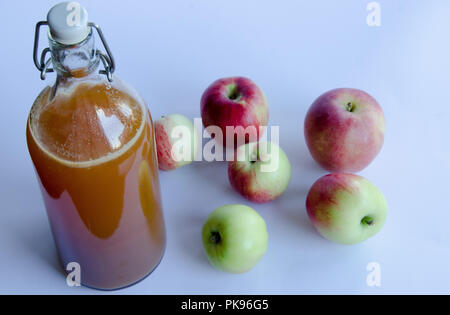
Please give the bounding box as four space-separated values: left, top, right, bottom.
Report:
306 173 387 245
228 141 291 203
304 88 385 172
155 114 198 171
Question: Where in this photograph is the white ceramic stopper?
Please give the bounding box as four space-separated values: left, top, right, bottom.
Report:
47 2 90 45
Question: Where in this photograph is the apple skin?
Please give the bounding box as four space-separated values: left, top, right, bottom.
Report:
304 88 385 172
154 114 198 171
228 142 291 203
306 173 387 245
201 77 269 148
202 204 268 274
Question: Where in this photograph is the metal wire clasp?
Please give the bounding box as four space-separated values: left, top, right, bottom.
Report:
33 21 53 80
89 22 115 82
33 21 116 82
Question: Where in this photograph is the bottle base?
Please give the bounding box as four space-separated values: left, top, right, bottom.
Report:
64 247 166 292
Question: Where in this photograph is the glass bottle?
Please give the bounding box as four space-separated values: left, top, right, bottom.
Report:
27 2 166 290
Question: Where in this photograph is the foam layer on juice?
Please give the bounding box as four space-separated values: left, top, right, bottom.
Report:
29 81 145 168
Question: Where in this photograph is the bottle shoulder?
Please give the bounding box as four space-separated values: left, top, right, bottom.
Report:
29 75 148 164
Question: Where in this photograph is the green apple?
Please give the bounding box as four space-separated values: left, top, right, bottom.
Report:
202 204 268 273
306 173 387 245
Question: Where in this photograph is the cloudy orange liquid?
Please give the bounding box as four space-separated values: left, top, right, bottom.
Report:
27 82 166 290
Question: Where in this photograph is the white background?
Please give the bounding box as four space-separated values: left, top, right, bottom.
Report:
0 0 449 294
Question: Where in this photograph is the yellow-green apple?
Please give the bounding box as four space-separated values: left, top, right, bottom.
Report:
306 173 387 245
228 141 291 203
155 114 198 171
201 77 269 148
304 88 385 172
202 204 268 273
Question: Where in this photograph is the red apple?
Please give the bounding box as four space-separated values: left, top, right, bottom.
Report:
201 77 269 148
304 88 385 172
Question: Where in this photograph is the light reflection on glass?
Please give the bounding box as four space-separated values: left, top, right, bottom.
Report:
96 107 125 150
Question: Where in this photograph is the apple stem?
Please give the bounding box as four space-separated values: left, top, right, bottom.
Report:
251 147 260 164
346 102 356 112
227 84 241 101
210 231 221 244
361 216 374 226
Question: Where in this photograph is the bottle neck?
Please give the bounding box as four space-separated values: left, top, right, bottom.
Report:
49 29 100 78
